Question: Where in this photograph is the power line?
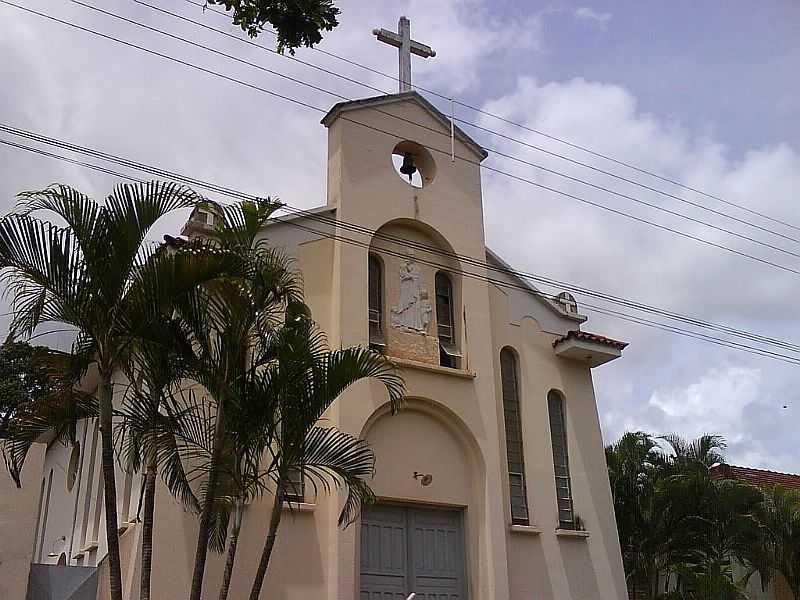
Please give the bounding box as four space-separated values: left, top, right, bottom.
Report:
182 0 800 236
6 132 800 367
288 209 800 355
98 0 800 258
4 131 800 366
135 0 800 250
5 0 800 279
280 218 800 366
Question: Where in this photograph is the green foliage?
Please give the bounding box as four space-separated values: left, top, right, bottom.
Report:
1 347 97 487
0 340 53 438
607 431 800 600
205 0 341 53
754 485 800 599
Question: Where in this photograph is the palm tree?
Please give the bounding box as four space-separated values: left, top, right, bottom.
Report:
114 329 202 600
210 375 277 600
247 318 404 600
755 485 800 599
606 432 673 598
177 197 304 600
660 473 764 598
606 432 768 599
660 433 726 471
0 181 233 600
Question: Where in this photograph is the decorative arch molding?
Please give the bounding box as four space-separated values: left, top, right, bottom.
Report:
518 314 544 332
368 217 462 275
359 396 486 478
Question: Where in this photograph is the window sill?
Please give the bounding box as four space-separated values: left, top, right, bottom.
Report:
509 524 541 535
282 501 316 512
555 528 590 539
390 357 475 379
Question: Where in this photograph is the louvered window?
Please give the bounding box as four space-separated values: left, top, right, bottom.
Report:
500 348 529 525
284 466 305 503
436 272 457 367
368 255 384 348
548 390 575 528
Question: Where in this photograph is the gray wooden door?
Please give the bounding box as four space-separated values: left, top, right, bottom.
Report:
360 504 466 600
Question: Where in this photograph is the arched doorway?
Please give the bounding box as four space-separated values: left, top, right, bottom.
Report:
359 399 484 599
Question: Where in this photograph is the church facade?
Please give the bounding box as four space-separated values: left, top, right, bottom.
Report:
14 91 629 600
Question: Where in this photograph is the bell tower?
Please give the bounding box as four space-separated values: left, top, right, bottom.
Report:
321 91 488 256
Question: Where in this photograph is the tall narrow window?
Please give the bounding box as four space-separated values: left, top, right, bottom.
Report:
368 255 384 348
500 348 529 525
435 272 457 367
548 390 575 529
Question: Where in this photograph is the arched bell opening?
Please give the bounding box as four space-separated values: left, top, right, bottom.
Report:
391 140 437 188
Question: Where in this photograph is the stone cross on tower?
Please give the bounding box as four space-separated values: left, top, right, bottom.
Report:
372 17 436 93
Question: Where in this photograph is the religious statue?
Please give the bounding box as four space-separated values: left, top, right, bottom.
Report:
391 259 432 332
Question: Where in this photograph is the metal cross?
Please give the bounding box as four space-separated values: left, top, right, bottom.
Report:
372 17 436 93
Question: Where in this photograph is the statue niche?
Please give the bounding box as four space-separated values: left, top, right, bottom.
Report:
391 259 432 333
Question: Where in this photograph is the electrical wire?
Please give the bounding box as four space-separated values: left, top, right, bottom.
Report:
9 117 800 350
182 0 800 235
4 132 800 366
133 0 800 250
3 0 800 280
69 0 800 258
6 124 800 356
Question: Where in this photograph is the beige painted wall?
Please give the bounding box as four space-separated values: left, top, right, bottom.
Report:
0 443 44 600
489 287 628 600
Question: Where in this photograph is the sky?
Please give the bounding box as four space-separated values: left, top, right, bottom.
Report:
1 0 799 472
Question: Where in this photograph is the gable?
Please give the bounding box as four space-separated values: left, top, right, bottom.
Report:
321 91 489 162
486 248 587 331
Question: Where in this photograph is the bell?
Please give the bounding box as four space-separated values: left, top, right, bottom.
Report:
399 152 417 180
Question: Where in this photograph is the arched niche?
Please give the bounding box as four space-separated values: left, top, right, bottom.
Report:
368 219 462 365
360 397 484 506
369 218 460 271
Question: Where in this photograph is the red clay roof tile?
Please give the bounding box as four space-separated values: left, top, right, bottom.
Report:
712 464 800 490
552 330 629 350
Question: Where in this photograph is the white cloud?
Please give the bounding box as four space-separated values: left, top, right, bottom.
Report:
646 366 760 438
477 76 800 470
573 7 612 28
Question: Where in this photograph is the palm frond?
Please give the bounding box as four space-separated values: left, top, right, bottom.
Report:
0 214 86 338
103 181 200 288
16 185 106 264
199 197 284 252
295 345 404 425
2 383 98 487
295 427 376 527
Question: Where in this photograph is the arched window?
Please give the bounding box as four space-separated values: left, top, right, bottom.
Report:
548 390 575 529
500 348 529 525
368 255 384 348
435 272 457 367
